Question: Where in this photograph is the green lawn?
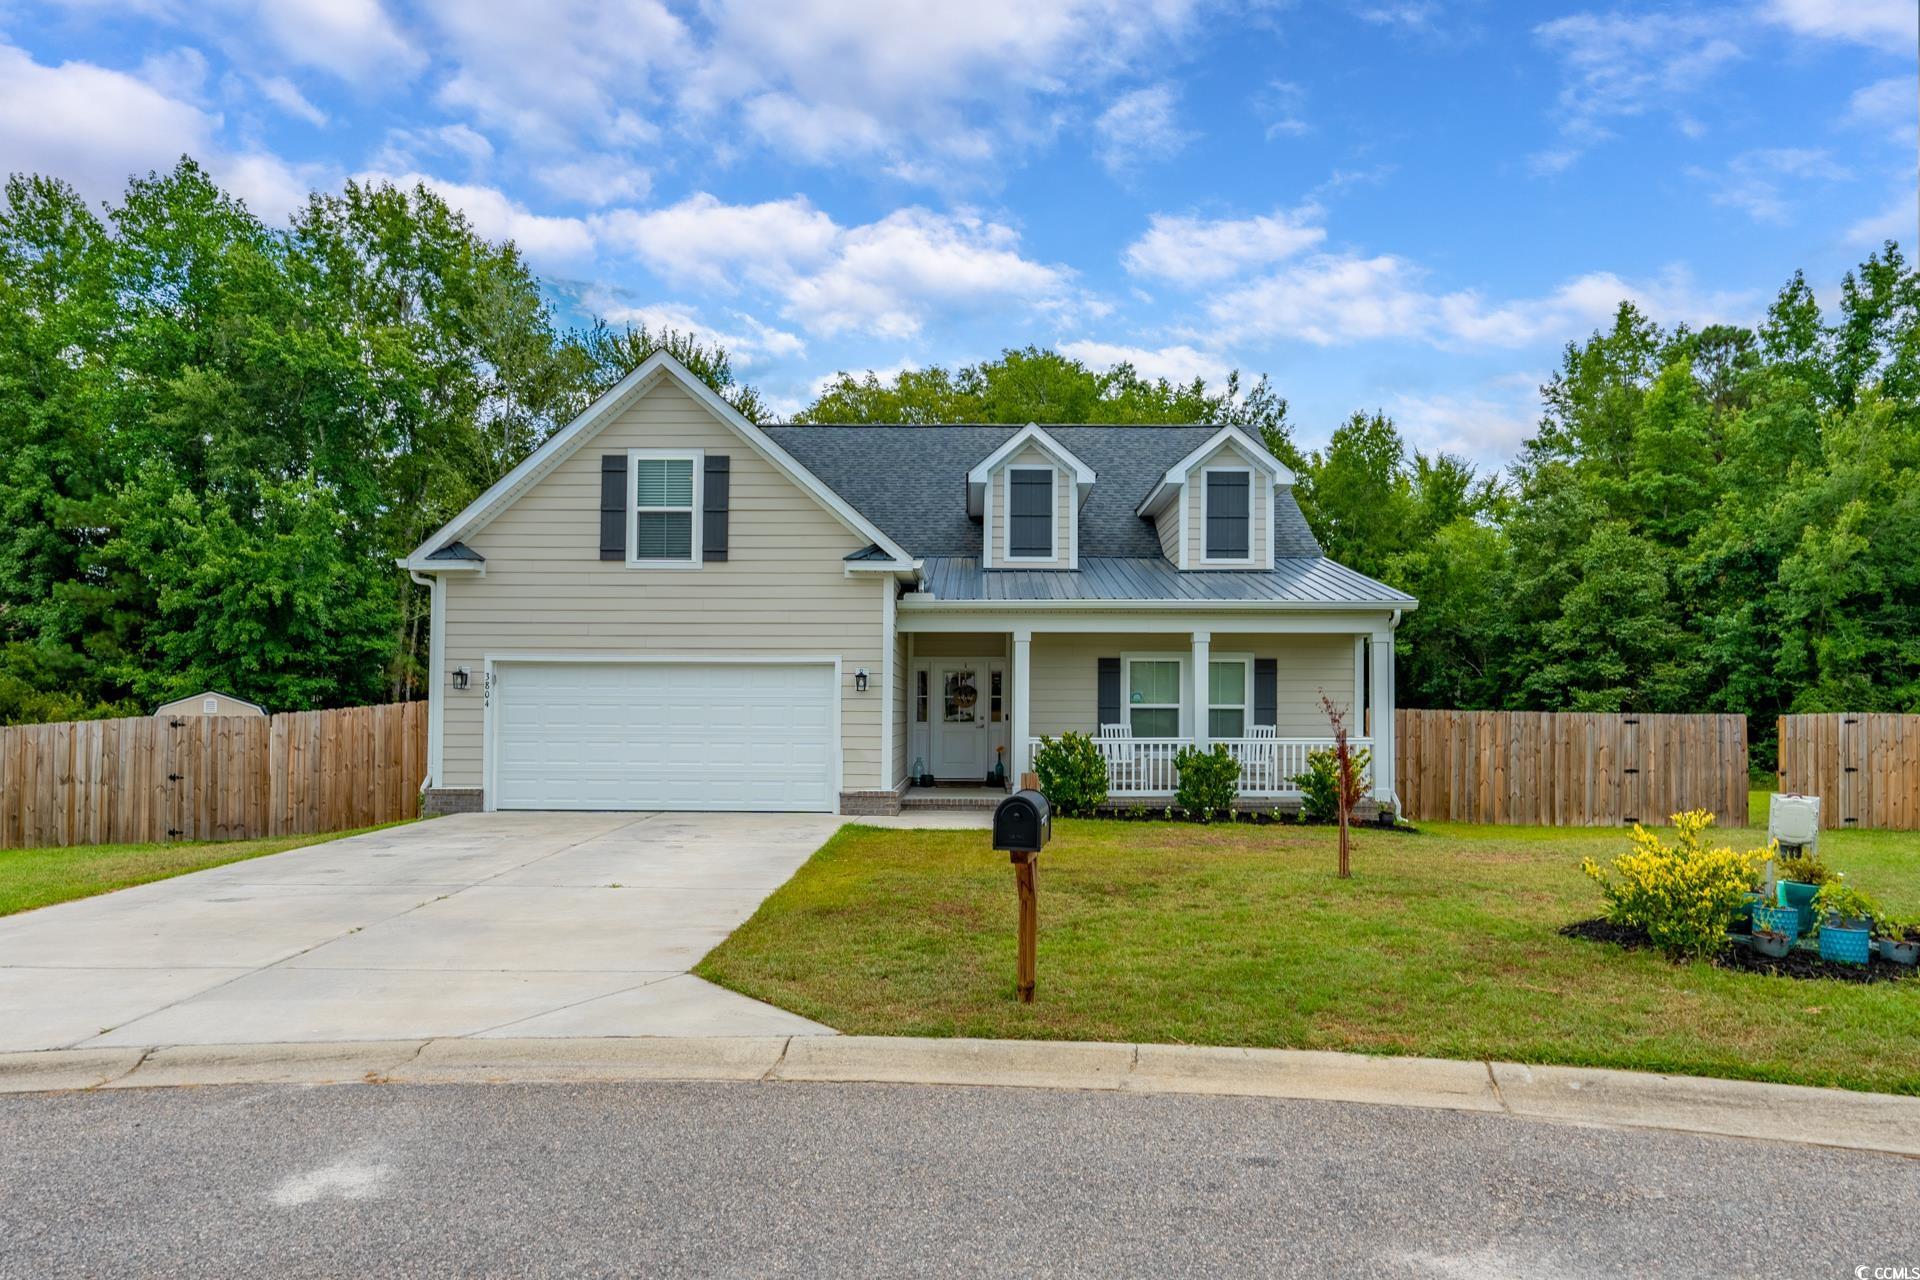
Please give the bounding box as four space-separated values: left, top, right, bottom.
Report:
0 823 413 917
698 795 1920 1094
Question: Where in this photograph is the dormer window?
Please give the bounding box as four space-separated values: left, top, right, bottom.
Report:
1007 467 1055 560
1203 468 1251 562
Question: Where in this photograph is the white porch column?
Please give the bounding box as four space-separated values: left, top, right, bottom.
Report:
1352 635 1367 734
1011 627 1032 780
1369 630 1396 805
1191 630 1211 748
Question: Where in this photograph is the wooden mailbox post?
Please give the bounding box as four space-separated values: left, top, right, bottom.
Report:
993 787 1052 1002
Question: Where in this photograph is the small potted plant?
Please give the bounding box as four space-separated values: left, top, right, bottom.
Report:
1813 882 1877 967
1749 898 1800 957
1731 888 1766 935
1775 854 1835 936
1876 915 1919 967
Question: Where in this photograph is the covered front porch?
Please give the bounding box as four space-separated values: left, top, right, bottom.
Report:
896 611 1400 807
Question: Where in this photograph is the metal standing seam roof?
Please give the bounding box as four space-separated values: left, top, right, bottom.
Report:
911 556 1417 606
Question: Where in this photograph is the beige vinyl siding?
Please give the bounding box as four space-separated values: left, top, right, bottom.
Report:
912 632 1009 658
440 378 885 791
152 692 265 717
1029 633 1356 739
1154 506 1180 563
992 445 1073 568
1186 441 1271 568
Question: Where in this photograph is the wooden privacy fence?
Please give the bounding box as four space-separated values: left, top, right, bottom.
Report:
1395 710 1749 827
1778 714 1920 830
0 701 426 850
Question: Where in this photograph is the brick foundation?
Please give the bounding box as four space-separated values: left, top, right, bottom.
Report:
838 788 904 816
422 787 485 816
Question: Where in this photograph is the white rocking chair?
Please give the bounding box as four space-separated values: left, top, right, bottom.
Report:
1097 722 1136 792
1246 724 1278 793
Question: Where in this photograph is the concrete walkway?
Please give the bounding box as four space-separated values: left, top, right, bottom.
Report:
3 1035 1916 1158
0 811 962 1050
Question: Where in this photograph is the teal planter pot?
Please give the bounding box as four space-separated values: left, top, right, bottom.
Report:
1818 922 1872 967
1750 929 1795 959
1878 936 1919 966
1778 881 1820 935
1753 904 1800 940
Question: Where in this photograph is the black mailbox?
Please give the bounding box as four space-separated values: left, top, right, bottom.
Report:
993 789 1052 854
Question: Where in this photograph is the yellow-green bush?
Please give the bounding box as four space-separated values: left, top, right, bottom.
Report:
1580 811 1771 961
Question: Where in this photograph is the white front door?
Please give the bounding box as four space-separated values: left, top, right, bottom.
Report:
931 661 989 780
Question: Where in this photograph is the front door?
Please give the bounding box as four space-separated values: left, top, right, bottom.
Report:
932 662 989 779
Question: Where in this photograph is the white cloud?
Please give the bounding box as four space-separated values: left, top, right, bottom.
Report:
1255 80 1310 140
1686 148 1849 223
738 94 895 161
1847 76 1917 149
358 170 595 263
1355 3 1443 33
783 207 1073 338
1204 252 1751 349
1123 205 1325 283
252 0 421 83
138 47 211 102
1764 0 1918 50
371 123 496 173
594 193 840 289
220 151 333 221
1093 84 1196 174
533 158 650 207
0 42 213 202
1846 197 1915 248
594 193 1071 339
587 298 805 366
1057 340 1232 385
255 75 328 126
1390 382 1544 465
1531 11 1742 168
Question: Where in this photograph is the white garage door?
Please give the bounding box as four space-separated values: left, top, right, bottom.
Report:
492 661 838 811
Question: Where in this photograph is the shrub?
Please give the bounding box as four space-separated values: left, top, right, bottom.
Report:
1579 811 1770 962
1813 880 1877 926
1174 744 1239 821
1033 732 1108 816
1776 854 1836 887
1293 746 1372 823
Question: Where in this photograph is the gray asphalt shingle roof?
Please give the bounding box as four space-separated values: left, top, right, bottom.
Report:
915 556 1417 605
763 424 1322 559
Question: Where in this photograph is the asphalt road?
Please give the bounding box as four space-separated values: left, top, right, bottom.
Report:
2 1080 1913 1278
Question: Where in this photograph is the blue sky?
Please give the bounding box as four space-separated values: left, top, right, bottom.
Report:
2 1 1913 465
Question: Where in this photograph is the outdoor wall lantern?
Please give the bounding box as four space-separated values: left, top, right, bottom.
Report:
451 666 471 691
854 668 869 693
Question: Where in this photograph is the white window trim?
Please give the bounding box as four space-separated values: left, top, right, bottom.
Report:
1207 653 1254 740
1121 651 1188 738
1002 465 1059 563
1199 465 1256 566
626 447 703 570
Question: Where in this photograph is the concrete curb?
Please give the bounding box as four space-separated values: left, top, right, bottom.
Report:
0 1036 1914 1156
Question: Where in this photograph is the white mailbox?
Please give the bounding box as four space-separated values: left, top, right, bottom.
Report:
1768 793 1821 855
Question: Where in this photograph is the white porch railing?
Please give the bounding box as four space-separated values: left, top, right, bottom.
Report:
1026 737 1374 799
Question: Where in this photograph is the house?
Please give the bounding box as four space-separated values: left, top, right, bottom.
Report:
152 690 268 718
401 353 1415 817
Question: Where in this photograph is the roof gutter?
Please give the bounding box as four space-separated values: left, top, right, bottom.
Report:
897 595 1417 613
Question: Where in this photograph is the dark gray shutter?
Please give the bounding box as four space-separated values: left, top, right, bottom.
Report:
1206 472 1251 558
1254 659 1277 728
1009 470 1053 557
599 454 627 560
1097 657 1122 729
703 454 730 562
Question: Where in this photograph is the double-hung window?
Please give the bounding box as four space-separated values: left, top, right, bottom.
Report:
1007 467 1054 559
630 451 700 566
1208 658 1251 739
1126 657 1182 737
1204 469 1252 561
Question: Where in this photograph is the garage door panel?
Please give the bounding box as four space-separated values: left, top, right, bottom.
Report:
493 662 837 811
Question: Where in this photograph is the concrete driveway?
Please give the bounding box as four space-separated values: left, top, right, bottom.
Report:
0 811 875 1050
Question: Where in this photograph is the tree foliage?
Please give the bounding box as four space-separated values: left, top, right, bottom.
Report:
0 159 753 721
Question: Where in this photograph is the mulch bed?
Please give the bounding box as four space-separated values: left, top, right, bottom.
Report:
1560 917 1915 984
